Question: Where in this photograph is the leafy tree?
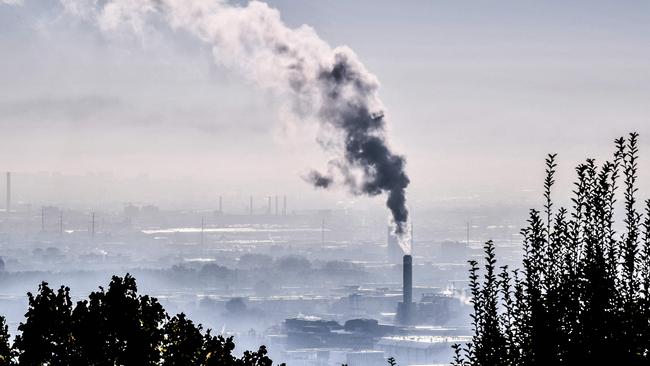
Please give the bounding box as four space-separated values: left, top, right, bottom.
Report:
2 275 284 365
0 317 14 366
452 133 650 366
161 313 206 365
71 274 166 365
13 283 74 365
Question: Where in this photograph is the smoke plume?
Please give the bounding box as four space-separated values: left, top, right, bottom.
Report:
56 0 412 251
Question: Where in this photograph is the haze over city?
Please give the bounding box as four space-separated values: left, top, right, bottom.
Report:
1 1 649 365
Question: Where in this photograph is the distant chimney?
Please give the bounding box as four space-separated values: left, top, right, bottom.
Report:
5 172 10 213
250 195 253 216
387 226 403 263
219 195 223 214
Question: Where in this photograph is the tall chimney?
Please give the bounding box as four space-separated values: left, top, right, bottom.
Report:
5 172 10 213
396 254 415 325
403 254 412 304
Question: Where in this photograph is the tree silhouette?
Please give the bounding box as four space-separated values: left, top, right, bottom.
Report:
0 317 14 366
452 133 650 366
2 275 285 365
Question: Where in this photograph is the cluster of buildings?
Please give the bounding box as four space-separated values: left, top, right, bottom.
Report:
2 171 530 365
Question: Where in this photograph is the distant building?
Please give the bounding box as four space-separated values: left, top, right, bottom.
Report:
376 336 470 365
346 350 385 366
123 204 140 219
283 317 396 350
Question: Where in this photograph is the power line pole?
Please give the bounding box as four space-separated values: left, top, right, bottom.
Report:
91 212 95 240
321 218 325 248
200 216 205 245
5 172 10 214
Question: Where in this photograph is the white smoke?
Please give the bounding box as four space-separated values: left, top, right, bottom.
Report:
55 0 411 251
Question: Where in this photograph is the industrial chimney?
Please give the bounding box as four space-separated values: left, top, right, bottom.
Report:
396 254 415 325
403 254 412 304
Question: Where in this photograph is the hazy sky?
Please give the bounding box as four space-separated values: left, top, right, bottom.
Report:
1 0 649 209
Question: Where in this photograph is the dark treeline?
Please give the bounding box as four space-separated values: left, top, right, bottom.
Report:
0 274 284 366
452 133 650 365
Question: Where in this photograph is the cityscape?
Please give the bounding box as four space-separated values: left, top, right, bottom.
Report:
0 170 528 365
1 0 649 365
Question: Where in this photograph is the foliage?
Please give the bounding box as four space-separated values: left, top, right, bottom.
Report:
0 317 14 366
2 274 284 366
452 133 650 365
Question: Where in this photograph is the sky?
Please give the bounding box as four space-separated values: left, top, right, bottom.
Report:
0 0 649 210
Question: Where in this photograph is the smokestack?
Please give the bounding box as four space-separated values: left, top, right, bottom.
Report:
5 172 10 213
250 195 253 216
267 196 272 215
219 195 222 214
396 254 415 325
403 255 412 304
275 195 278 216
283 195 287 216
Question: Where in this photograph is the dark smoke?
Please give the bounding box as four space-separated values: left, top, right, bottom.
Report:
309 52 410 234
306 170 334 188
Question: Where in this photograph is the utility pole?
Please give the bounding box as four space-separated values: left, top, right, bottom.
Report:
5 172 10 214
200 216 205 245
249 196 253 216
59 211 63 235
321 218 325 248
91 212 95 239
